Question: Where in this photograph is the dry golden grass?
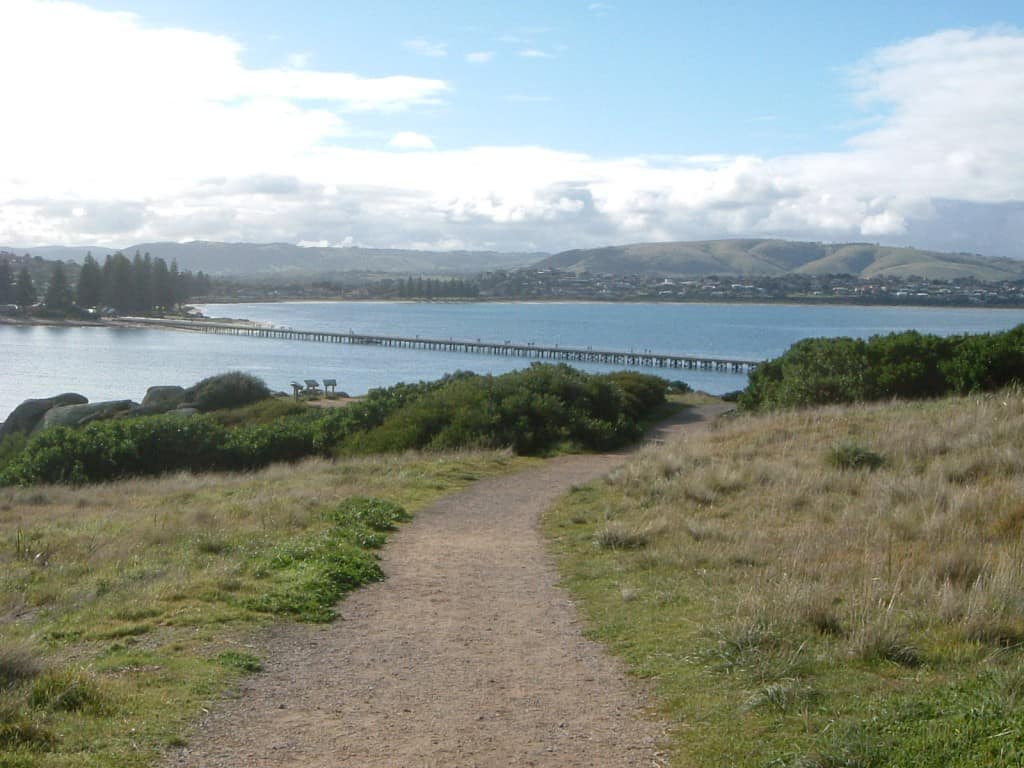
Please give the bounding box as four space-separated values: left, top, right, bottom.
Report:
547 388 1024 766
612 390 1024 651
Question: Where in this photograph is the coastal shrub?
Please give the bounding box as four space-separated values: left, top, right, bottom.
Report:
0 366 669 485
342 364 663 456
186 371 271 412
0 433 27 472
740 324 1024 411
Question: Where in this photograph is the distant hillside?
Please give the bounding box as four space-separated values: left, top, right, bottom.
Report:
1 242 544 277
538 240 1024 282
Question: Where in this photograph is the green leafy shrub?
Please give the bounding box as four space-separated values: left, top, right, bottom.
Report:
329 497 411 531
186 371 271 412
0 366 668 486
741 324 1024 411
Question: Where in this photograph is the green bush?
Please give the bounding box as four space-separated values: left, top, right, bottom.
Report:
186 371 271 412
741 324 1024 411
0 366 669 486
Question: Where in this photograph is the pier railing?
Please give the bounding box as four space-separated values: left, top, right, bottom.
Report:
124 318 762 373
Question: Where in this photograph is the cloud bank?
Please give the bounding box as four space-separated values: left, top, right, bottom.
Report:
0 2 1022 259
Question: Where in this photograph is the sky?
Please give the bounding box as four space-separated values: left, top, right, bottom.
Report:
2 0 1024 258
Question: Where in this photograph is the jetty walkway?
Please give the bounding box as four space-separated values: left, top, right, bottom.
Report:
128 318 761 373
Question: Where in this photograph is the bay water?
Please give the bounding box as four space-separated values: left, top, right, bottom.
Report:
2 301 1023 422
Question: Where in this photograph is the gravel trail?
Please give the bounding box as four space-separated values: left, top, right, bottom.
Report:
166 404 730 767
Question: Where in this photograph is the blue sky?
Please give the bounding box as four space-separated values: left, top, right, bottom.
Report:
2 0 1024 256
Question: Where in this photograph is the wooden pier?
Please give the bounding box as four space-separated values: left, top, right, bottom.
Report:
128 318 761 374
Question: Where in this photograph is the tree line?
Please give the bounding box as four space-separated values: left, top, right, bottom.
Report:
0 252 210 314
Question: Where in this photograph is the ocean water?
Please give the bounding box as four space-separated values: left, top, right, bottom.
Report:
2 301 1023 421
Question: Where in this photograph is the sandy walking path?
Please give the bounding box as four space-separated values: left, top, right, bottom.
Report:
166 405 730 767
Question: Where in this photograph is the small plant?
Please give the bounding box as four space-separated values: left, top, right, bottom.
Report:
0 701 54 749
828 442 885 471
0 645 42 688
594 521 648 550
29 667 109 713
850 625 921 667
329 497 411 532
215 651 263 673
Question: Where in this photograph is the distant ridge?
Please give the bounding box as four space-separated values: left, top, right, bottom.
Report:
538 239 1024 282
6 238 1024 282
0 241 545 277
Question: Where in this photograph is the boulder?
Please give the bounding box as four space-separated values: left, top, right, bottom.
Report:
142 385 187 410
35 400 138 434
0 393 88 439
173 406 199 417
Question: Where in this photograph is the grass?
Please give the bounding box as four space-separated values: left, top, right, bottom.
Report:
545 389 1024 767
0 448 531 767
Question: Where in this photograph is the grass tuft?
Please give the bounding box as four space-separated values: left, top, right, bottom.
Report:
594 522 648 550
827 441 885 471
29 667 109 714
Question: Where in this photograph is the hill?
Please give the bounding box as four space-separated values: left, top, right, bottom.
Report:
2 242 545 277
538 239 1024 281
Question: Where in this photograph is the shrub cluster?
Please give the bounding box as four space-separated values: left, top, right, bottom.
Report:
185 371 271 412
740 325 1024 411
0 365 668 486
342 365 666 455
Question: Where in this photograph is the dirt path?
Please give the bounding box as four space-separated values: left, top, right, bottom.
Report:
165 404 731 768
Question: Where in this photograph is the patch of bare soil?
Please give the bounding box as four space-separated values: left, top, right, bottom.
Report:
165 405 730 767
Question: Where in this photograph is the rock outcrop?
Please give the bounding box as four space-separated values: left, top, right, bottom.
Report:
142 385 187 410
35 400 139 433
0 393 88 439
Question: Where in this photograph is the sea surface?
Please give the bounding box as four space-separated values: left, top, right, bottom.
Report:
2 301 1023 421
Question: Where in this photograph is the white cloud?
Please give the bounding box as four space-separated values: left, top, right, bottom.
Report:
404 38 448 58
389 131 436 150
0 6 1022 259
519 48 553 59
287 52 312 69
465 51 495 64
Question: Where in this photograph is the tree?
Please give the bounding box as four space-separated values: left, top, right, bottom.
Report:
0 260 13 304
44 262 73 311
15 266 36 310
76 253 103 308
152 257 174 311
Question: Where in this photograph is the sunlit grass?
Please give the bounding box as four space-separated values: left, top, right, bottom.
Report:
0 449 530 767
546 389 1024 767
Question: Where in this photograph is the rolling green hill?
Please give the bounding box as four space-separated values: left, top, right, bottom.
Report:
538 239 1024 281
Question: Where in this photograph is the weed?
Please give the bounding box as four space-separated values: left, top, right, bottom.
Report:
0 646 41 688
827 442 885 471
215 651 263 673
0 702 54 750
594 522 648 550
29 667 109 713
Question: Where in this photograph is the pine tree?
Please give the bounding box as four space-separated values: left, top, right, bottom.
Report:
0 260 13 304
106 253 134 313
152 257 174 311
15 266 36 309
44 262 73 310
76 253 103 308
